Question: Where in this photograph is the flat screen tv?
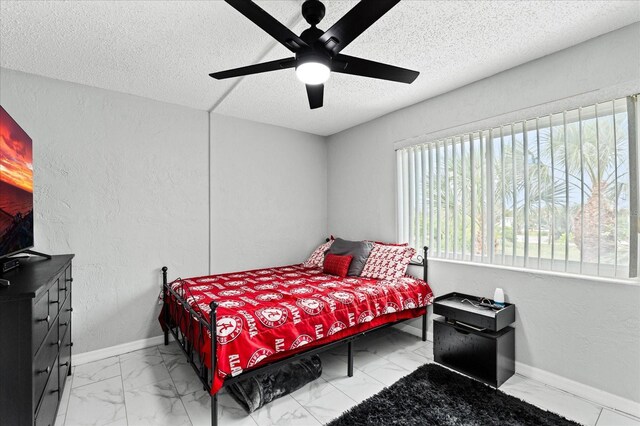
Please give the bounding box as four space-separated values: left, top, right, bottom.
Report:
0 106 34 259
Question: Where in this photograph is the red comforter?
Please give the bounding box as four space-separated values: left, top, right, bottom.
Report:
160 264 433 395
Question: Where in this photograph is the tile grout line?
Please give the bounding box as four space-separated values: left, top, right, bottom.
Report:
594 407 603 426
250 395 316 426
68 359 121 390
287 394 319 425
58 369 74 426
69 374 121 390
118 353 130 426
158 345 195 426
297 383 357 425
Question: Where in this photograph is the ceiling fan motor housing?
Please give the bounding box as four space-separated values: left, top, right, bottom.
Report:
302 0 325 26
300 26 325 46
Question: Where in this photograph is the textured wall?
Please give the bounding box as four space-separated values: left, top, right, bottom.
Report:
210 114 327 273
327 24 640 403
0 68 210 354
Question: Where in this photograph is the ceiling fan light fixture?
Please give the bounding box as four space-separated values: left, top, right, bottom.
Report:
211 0 419 109
296 62 330 85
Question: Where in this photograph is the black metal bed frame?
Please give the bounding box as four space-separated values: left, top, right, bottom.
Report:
161 245 429 426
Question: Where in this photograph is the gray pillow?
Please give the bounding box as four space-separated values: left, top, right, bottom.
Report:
327 238 374 276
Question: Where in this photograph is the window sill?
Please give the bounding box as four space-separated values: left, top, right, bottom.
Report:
408 257 640 288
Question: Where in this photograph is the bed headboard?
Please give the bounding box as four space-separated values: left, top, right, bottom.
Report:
325 238 428 282
412 246 429 282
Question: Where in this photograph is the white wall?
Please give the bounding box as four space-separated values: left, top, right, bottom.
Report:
210 114 327 273
0 68 210 354
327 23 640 404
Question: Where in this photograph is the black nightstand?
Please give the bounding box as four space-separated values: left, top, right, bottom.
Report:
433 292 515 388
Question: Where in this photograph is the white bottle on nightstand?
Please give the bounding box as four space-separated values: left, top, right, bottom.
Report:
494 288 505 308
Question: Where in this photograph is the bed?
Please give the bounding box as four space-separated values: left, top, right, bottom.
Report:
159 243 433 426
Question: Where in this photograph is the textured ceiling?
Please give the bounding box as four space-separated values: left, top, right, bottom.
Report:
1 1 639 136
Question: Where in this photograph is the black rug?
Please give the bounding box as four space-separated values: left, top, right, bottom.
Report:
327 364 580 426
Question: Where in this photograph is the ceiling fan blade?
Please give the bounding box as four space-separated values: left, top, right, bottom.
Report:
210 58 296 80
318 0 400 56
332 54 419 84
306 84 324 109
225 0 309 52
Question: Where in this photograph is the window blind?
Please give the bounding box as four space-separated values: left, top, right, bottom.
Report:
397 96 638 278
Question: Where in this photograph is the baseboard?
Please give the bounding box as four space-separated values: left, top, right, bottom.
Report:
514 362 640 418
394 323 640 418
393 323 433 342
73 334 172 366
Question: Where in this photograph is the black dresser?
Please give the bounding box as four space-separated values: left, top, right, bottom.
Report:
433 292 515 388
0 255 74 426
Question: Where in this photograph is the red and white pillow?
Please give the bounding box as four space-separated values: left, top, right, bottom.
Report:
360 243 416 280
369 240 408 247
323 253 353 277
303 240 334 268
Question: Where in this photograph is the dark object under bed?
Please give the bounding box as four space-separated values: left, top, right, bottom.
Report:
228 355 322 413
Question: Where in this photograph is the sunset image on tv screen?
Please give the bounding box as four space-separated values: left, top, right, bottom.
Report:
0 106 34 257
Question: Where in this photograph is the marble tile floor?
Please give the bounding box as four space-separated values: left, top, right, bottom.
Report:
55 329 640 426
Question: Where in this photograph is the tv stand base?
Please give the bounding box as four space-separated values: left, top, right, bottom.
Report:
23 250 52 260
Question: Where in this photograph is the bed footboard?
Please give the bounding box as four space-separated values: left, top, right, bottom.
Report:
209 300 218 426
161 267 213 392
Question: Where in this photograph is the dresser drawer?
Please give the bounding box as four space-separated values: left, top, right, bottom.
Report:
49 279 59 308
0 255 74 426
33 321 59 409
434 318 515 388
65 265 72 286
59 328 72 384
35 356 60 426
59 296 72 339
433 292 515 332
58 273 71 303
33 291 51 354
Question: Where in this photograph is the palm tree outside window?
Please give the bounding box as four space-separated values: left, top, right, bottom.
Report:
397 96 639 279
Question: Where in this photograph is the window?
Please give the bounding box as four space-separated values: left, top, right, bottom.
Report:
397 97 638 278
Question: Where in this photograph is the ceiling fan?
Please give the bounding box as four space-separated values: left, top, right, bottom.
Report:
209 0 419 109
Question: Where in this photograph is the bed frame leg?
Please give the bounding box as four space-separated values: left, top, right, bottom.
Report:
211 393 218 426
210 301 219 426
162 266 169 346
421 311 428 342
347 341 354 377
422 246 429 342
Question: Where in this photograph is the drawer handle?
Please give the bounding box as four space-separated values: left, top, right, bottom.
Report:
50 300 59 305
60 362 70 367
66 307 73 313
53 340 61 347
60 286 68 292
60 321 69 327
66 278 73 282
50 388 60 395
38 315 51 324
37 366 50 375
